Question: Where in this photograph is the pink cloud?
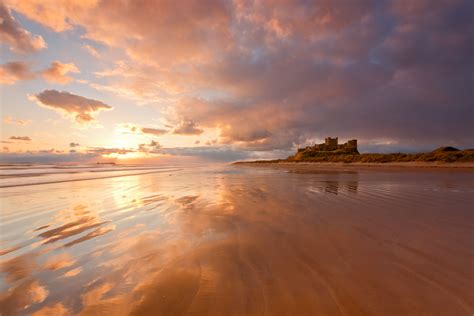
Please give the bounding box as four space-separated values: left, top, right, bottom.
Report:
41 61 80 84
0 61 35 84
171 120 203 135
140 127 168 136
31 90 112 124
0 2 46 53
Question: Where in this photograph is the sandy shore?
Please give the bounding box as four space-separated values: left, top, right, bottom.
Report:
1 165 473 315
234 161 474 172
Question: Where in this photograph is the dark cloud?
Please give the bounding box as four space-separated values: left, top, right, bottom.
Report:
31 90 112 124
69 142 80 147
140 127 168 136
0 2 46 53
38 149 63 154
86 147 135 155
9 136 31 141
168 0 473 151
138 140 161 153
172 120 203 135
0 61 35 84
119 124 168 136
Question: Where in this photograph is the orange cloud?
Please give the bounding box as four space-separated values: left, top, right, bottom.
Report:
172 120 203 135
4 116 31 125
119 123 168 136
10 136 31 141
31 90 112 124
5 0 97 32
41 61 80 84
0 61 35 84
140 127 167 136
0 2 46 53
7 0 231 65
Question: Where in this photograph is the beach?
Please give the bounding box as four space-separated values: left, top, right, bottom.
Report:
1 164 473 315
235 161 474 171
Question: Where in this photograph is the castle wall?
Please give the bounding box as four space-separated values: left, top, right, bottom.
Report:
307 137 358 153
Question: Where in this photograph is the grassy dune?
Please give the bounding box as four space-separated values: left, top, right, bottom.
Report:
236 147 474 164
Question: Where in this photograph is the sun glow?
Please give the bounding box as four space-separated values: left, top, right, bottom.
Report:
102 152 145 160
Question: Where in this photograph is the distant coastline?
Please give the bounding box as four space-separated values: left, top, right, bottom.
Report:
234 146 474 170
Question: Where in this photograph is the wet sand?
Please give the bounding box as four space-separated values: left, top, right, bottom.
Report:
236 161 474 171
1 165 473 315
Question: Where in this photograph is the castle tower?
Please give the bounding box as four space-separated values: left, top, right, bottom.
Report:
325 137 338 150
347 139 357 149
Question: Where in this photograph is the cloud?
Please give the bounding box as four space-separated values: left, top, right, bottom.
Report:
118 123 168 136
138 140 161 153
1 60 79 85
85 147 135 155
41 61 80 84
8 0 474 152
172 120 203 135
0 61 35 84
31 90 112 124
158 146 255 162
82 44 100 58
140 127 168 136
0 2 46 53
4 116 31 125
9 136 31 141
69 142 80 147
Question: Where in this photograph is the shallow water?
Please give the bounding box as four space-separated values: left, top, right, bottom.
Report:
0 164 473 315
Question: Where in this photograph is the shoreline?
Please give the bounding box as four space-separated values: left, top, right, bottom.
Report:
233 161 474 171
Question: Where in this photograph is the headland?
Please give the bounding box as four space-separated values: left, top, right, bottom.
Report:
234 137 474 170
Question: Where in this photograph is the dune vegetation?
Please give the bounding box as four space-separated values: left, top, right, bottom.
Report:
238 147 474 164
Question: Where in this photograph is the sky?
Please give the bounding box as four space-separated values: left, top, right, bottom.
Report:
0 0 473 164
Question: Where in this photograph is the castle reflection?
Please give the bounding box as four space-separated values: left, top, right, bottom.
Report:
324 180 358 194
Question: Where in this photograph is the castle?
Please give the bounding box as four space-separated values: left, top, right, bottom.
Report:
298 137 358 154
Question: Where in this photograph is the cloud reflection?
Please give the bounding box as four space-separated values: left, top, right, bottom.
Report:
1 167 472 315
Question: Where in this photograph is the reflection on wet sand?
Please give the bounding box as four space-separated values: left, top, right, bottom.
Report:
323 181 358 194
1 167 473 315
